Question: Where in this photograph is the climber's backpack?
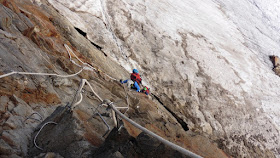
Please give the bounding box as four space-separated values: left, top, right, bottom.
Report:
130 73 142 84
141 86 150 95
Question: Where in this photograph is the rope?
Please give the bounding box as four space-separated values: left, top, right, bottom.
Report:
0 42 193 156
111 109 117 127
0 67 85 79
64 44 95 71
69 79 103 107
122 84 130 114
0 42 132 153
69 79 86 108
84 80 103 102
64 44 118 81
0 44 117 82
34 121 57 150
104 100 203 158
0 65 201 157
73 93 83 108
69 79 119 127
0 72 16 78
104 73 118 81
69 78 127 129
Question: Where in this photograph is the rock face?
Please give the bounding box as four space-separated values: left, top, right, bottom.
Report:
270 55 280 76
0 0 229 157
0 0 123 157
45 0 280 157
92 128 187 158
28 106 100 158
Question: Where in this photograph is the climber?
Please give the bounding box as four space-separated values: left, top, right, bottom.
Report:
141 86 150 95
120 69 142 92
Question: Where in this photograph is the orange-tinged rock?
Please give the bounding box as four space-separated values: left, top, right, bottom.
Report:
0 139 13 155
75 109 90 122
145 123 167 138
75 109 104 147
123 119 142 137
1 132 15 147
84 130 104 147
270 55 280 67
0 75 60 105
2 0 20 14
20 87 60 105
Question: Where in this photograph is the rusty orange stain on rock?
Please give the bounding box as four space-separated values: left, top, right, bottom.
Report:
145 124 167 138
0 73 60 104
123 119 142 138
6 0 66 54
84 130 104 147
20 87 60 105
75 109 104 147
0 134 15 147
173 134 231 158
2 0 21 14
2 0 95 75
0 76 21 97
75 109 90 122
123 121 167 138
0 89 13 96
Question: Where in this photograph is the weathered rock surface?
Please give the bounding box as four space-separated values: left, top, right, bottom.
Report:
0 0 229 157
28 106 101 158
270 55 280 76
0 0 124 157
92 128 187 158
46 0 280 157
